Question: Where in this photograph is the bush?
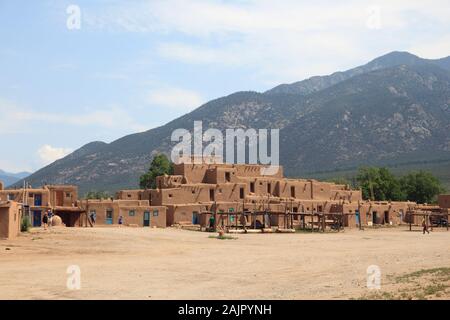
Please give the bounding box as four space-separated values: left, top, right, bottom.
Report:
21 216 31 232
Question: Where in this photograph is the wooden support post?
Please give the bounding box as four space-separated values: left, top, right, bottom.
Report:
322 212 326 232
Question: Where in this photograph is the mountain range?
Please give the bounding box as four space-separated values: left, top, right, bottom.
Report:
0 170 31 187
12 51 450 195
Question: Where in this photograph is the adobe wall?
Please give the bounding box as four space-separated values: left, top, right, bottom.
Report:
115 190 143 200
0 185 79 208
47 185 78 207
277 180 312 199
0 188 50 206
155 175 184 189
0 201 22 240
174 163 284 184
81 199 166 227
438 194 450 209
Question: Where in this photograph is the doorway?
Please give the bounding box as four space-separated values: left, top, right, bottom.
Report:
143 211 150 227
192 212 199 225
32 210 42 227
372 211 378 224
106 210 113 225
384 211 390 224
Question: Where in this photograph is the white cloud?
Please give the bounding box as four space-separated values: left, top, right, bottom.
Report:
82 0 450 84
146 87 204 111
0 99 147 134
37 145 73 166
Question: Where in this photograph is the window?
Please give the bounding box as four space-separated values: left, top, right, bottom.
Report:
267 183 271 194
168 194 173 198
250 182 255 193
66 193 71 198
209 189 215 201
7 194 15 201
127 194 132 198
239 188 244 199
153 209 159 217
225 172 231 182
129 210 135 217
290 186 295 198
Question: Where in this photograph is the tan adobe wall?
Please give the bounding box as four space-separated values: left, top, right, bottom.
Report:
438 195 450 209
0 185 79 208
339 201 415 227
0 188 51 207
155 175 184 189
0 201 22 239
47 185 78 207
80 199 166 227
115 190 143 200
277 180 312 199
214 183 246 202
156 185 214 205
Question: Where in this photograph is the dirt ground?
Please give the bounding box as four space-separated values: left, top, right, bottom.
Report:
0 226 449 300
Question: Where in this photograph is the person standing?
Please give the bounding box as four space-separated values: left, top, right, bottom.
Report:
47 209 53 227
42 212 49 230
209 215 215 231
90 211 97 226
118 215 123 228
422 217 430 234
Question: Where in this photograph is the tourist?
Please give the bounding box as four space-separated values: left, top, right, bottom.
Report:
90 211 96 226
209 215 215 231
47 209 53 227
42 212 49 230
118 215 123 227
422 217 430 234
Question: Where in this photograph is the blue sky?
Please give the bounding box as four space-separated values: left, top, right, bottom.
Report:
0 0 449 173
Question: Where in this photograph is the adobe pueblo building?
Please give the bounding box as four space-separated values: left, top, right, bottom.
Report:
0 183 83 228
114 162 422 231
1 162 449 237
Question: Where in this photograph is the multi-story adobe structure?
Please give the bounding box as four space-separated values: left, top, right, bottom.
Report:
2 162 444 234
113 161 416 230
0 183 83 227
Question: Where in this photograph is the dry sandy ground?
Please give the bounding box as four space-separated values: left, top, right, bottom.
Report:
0 226 449 300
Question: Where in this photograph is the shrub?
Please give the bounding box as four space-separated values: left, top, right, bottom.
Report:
21 216 31 232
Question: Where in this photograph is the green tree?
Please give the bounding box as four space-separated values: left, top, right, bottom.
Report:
84 191 110 199
140 154 174 189
399 171 445 204
356 167 404 201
